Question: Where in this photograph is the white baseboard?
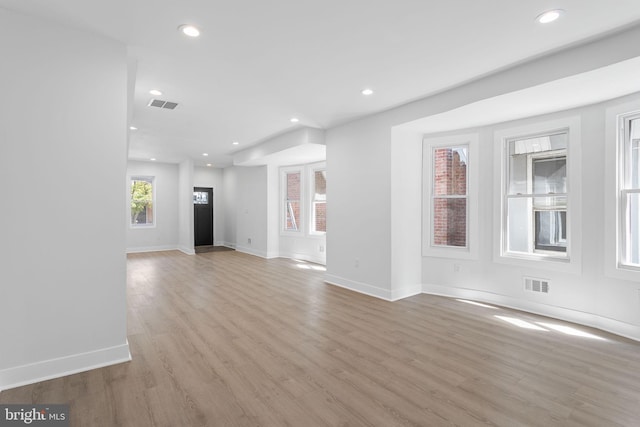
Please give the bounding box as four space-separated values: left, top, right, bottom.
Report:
126 245 178 254
325 275 423 302
280 251 326 266
235 245 268 258
318 276 640 341
325 274 393 300
178 246 195 255
422 283 640 342
391 284 423 301
0 342 131 392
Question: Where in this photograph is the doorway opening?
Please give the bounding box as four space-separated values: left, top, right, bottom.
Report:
193 187 213 249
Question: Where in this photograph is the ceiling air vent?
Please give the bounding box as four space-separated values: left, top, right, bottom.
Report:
524 277 550 294
147 99 179 109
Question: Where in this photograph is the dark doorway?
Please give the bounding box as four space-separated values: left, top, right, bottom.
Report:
193 187 214 247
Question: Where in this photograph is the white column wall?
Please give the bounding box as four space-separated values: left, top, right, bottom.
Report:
0 9 130 390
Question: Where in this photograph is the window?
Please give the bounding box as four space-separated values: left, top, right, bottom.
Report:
311 169 326 233
284 171 301 232
130 176 155 226
432 146 468 247
504 131 567 258
423 133 478 259
619 111 640 267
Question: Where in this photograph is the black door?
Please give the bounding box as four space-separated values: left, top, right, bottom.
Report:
193 187 214 246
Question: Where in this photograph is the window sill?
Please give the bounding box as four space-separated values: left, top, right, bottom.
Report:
604 263 640 282
423 246 477 260
494 251 580 274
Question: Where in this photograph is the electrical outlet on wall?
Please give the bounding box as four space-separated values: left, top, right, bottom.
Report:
247 238 251 245
319 245 325 253
354 258 359 268
453 264 461 272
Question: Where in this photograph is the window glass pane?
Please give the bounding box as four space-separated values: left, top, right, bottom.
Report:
508 132 567 195
506 196 567 255
285 171 301 231
193 191 208 204
314 201 326 232
533 157 566 194
285 201 300 231
506 197 531 253
626 192 640 266
287 172 300 200
535 210 567 252
433 147 467 196
131 177 154 226
432 198 466 247
631 118 640 189
314 170 326 200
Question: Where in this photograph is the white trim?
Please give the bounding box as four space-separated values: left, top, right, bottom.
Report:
421 284 640 342
606 100 640 281
129 175 157 229
279 251 326 266
280 166 304 235
126 245 178 254
493 116 582 273
319 277 640 341
234 245 272 259
325 274 393 300
309 163 327 236
177 246 195 255
390 284 423 301
0 342 131 392
422 133 479 260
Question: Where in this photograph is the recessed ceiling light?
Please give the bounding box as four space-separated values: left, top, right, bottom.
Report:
290 117 299 123
149 89 163 96
206 163 212 167
129 126 138 131
361 88 374 96
150 158 156 161
232 141 239 145
536 9 564 24
202 153 208 156
179 24 200 37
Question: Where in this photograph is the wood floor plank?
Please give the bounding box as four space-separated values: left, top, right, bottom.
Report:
3 250 640 426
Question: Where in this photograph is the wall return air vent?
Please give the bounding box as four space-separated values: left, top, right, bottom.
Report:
147 99 179 110
524 277 550 294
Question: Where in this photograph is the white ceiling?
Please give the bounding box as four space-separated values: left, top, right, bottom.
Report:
3 0 640 167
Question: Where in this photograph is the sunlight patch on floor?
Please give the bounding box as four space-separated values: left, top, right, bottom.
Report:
456 299 498 309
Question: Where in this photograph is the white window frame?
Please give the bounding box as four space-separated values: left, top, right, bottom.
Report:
129 175 156 228
493 117 581 273
617 110 640 271
309 164 327 235
281 166 304 235
422 133 478 260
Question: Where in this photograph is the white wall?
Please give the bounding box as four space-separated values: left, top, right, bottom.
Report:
267 165 280 259
279 162 327 265
126 161 179 252
326 23 640 339
177 159 195 254
421 95 640 340
234 166 269 257
194 166 225 246
0 9 130 390
222 166 238 247
325 117 393 296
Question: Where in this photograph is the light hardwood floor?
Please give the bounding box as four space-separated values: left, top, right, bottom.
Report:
2 250 640 426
